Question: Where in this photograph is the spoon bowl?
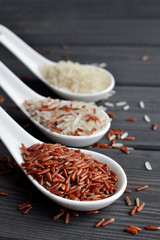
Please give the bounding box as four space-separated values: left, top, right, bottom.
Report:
0 62 111 147
0 24 115 102
0 107 127 211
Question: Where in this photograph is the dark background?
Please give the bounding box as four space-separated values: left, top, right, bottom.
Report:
0 1 160 239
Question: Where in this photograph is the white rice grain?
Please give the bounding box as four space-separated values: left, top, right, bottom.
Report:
109 134 116 141
145 161 152 170
121 132 128 139
144 114 151 122
104 102 114 107
123 105 130 110
99 62 107 68
139 101 145 109
39 61 111 94
116 101 127 106
112 143 123 147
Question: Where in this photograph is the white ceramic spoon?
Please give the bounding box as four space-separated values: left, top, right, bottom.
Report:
0 107 127 211
0 24 115 102
0 62 111 147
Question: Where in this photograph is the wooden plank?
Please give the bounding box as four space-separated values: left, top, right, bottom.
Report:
1 0 160 19
0 45 160 86
0 144 159 240
0 85 160 150
1 19 160 45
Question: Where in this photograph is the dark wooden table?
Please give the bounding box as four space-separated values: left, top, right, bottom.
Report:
0 1 160 239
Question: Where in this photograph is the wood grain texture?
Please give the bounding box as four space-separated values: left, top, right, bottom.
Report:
0 144 160 240
0 1 160 239
0 45 160 86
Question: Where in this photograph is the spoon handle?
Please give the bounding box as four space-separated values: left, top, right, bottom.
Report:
0 25 51 77
0 107 39 165
0 62 42 107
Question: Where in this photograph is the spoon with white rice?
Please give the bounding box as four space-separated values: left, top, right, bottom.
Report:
0 62 111 147
0 24 115 102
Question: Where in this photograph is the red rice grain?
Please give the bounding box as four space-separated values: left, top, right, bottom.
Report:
107 112 115 118
131 206 137 216
52 211 65 220
152 123 157 130
94 218 105 228
101 218 115 227
145 226 160 230
85 210 99 215
65 213 70 224
136 185 148 191
124 188 131 193
0 95 5 103
124 137 135 141
125 227 137 234
21 143 118 201
142 55 149 61
22 206 32 215
126 118 136 122
0 192 8 196
137 202 145 212
129 225 142 231
69 210 79 217
60 44 68 49
121 146 129 154
63 54 69 60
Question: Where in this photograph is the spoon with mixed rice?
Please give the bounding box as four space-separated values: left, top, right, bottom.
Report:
0 62 111 147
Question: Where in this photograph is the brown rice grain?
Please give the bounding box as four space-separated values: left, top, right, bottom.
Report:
137 202 145 212
131 206 137 216
125 227 137 234
124 188 131 193
136 185 148 191
124 136 135 141
145 226 160 230
125 196 131 206
152 123 157 130
101 218 115 227
85 210 99 215
94 218 105 228
65 213 70 224
22 206 32 215
129 225 142 231
0 192 8 196
126 118 136 122
52 211 65 220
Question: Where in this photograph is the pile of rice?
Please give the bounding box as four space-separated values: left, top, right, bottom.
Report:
23 98 109 136
39 61 111 94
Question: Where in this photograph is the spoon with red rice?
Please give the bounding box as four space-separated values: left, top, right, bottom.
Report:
0 107 127 211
